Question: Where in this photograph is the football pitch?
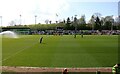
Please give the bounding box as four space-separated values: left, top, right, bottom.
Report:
2 35 118 68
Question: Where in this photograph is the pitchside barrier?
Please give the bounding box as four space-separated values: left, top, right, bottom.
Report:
1 72 113 74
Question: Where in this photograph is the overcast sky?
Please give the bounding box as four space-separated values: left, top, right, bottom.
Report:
0 0 119 26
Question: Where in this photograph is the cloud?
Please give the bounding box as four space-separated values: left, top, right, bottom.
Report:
0 0 70 26
32 0 70 23
1 0 118 26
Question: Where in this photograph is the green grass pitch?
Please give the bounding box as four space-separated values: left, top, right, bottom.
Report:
2 35 118 68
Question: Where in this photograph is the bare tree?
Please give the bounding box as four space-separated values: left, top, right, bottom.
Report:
79 15 86 24
10 20 16 26
93 13 102 19
45 19 49 24
104 15 114 30
89 15 95 30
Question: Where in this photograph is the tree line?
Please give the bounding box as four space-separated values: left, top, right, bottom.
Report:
64 13 120 30
2 13 120 30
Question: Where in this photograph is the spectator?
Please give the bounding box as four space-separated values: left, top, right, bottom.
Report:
112 64 120 74
62 68 68 74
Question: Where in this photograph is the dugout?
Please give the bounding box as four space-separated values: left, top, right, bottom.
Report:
2 27 31 35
